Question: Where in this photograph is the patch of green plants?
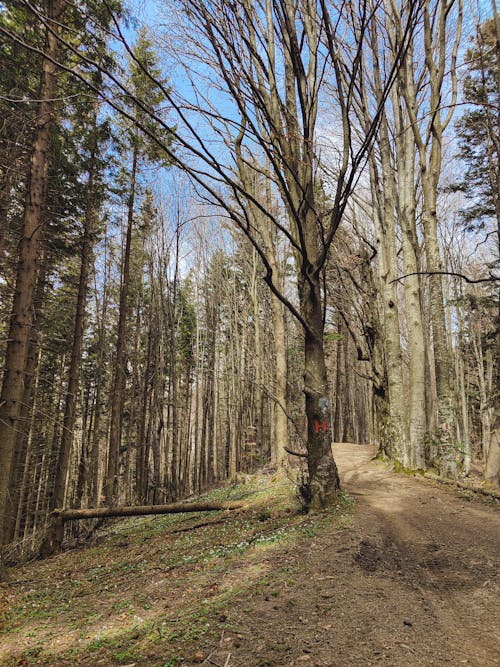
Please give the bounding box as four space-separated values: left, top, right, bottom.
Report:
113 647 138 661
393 460 416 475
159 657 183 667
2 472 359 667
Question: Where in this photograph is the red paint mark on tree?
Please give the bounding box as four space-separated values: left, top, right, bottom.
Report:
315 420 327 433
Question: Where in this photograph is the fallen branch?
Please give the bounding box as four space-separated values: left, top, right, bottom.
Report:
170 518 228 534
423 473 500 500
284 446 307 458
52 501 245 522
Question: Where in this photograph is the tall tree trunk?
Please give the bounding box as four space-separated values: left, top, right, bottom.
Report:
137 281 154 502
421 177 457 476
5 253 47 544
105 145 138 504
12 347 42 545
88 251 110 507
270 289 289 465
398 0 463 476
394 100 427 469
260 219 289 466
368 156 407 463
250 250 264 457
333 316 343 443
210 327 220 482
341 328 354 444
0 0 63 563
52 129 98 514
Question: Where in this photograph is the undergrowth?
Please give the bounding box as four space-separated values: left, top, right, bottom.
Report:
0 474 354 667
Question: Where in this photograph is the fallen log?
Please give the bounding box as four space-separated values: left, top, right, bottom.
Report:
39 501 244 558
53 500 245 522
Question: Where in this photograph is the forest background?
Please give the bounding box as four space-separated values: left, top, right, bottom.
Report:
0 0 498 565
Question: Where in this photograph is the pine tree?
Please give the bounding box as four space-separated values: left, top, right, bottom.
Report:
455 18 499 252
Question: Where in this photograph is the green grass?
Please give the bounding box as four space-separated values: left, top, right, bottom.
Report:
1 474 355 667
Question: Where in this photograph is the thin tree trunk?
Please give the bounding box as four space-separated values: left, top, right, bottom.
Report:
398 0 463 476
52 129 98 514
260 215 289 467
5 252 47 543
334 315 343 443
106 145 138 504
13 347 42 544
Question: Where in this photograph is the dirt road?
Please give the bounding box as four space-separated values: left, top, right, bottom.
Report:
2 444 499 666
216 444 500 666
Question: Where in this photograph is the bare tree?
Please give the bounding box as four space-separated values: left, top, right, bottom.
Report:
393 0 463 476
1 0 419 506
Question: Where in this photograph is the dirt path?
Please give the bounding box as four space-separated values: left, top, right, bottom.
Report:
208 444 500 666
2 445 499 667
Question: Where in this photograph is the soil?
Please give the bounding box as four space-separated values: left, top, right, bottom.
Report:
204 444 500 667
1 444 499 666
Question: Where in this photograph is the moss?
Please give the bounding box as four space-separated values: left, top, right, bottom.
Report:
393 460 415 475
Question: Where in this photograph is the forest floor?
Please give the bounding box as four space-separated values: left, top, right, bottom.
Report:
1 444 499 667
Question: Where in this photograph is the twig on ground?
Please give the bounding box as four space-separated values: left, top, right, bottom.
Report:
170 518 227 534
206 659 223 667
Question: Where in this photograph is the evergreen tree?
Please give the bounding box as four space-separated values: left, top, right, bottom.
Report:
455 18 499 253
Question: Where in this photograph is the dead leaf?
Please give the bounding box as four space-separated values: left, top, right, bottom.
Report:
192 651 208 663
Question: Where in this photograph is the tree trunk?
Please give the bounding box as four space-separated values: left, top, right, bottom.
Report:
395 102 427 469
484 422 500 485
12 347 42 544
300 271 340 508
52 129 97 514
369 156 407 463
5 253 47 544
105 145 138 504
250 249 264 457
88 253 110 508
334 316 343 443
0 0 63 562
260 219 289 467
421 177 457 477
397 0 462 477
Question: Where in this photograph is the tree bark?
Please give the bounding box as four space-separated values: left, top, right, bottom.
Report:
398 0 463 477
52 123 98 515
54 500 245 521
300 270 340 508
394 92 427 469
105 144 138 504
484 421 500 485
0 0 64 562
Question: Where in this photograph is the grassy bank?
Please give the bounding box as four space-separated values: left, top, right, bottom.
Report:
0 473 353 667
